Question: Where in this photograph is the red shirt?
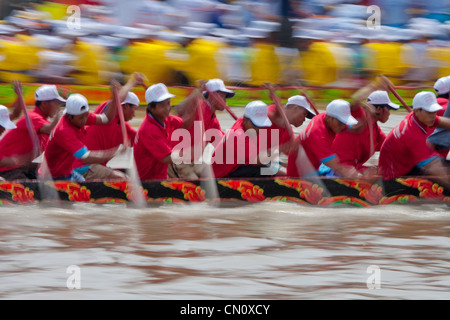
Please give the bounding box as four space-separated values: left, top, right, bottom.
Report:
379 112 441 180
73 101 137 168
87 100 137 149
333 107 386 170
211 118 261 178
436 97 448 117
185 100 224 161
267 104 292 152
433 97 449 158
44 113 98 178
0 107 50 172
287 113 337 177
192 100 223 135
133 113 183 181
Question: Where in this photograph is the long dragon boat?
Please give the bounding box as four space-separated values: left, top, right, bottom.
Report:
0 84 446 207
0 176 448 207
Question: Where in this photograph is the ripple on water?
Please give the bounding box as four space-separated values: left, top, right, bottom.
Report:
0 201 449 299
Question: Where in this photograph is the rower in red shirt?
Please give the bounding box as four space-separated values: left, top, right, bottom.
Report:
379 91 450 187
428 99 450 159
0 81 23 172
82 92 139 153
211 100 274 178
428 76 450 159
433 76 449 116
133 83 195 181
0 105 19 174
0 84 64 180
44 87 125 180
267 95 316 155
78 73 145 153
287 99 362 178
199 79 235 136
72 73 146 176
0 80 24 132
70 92 139 179
332 90 399 175
170 78 234 179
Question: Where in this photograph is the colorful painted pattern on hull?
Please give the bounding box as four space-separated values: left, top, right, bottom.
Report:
0 177 448 207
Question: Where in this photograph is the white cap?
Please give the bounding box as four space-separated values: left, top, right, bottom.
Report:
64 94 89 115
122 92 140 106
433 76 450 95
145 83 175 104
204 79 235 98
35 85 66 103
243 101 272 127
367 90 400 110
412 91 443 112
0 105 16 129
326 99 357 126
286 95 316 119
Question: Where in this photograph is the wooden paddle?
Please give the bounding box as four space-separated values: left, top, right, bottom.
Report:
185 89 220 205
265 83 294 142
264 84 332 182
381 75 412 112
112 85 129 149
299 88 320 116
112 84 147 207
14 80 40 158
204 87 238 120
193 90 206 157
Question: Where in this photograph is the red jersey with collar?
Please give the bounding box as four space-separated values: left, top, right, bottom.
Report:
333 107 386 170
267 104 292 152
44 113 98 178
211 118 261 178
192 100 223 135
379 112 441 180
184 100 224 162
287 113 337 177
434 97 449 158
73 101 137 169
86 100 137 149
0 107 50 172
133 113 183 181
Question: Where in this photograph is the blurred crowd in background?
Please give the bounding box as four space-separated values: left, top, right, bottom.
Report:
0 0 448 87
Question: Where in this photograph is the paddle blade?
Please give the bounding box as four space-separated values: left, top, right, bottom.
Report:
37 156 61 205
15 82 41 158
113 86 129 148
126 156 147 208
200 143 220 206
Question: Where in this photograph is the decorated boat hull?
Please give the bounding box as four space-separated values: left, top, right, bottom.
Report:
0 176 449 207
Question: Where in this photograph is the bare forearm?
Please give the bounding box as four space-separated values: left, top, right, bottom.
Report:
437 117 450 130
325 157 361 178
81 149 117 164
161 154 173 164
118 72 145 102
9 98 22 121
39 112 62 135
423 158 450 189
